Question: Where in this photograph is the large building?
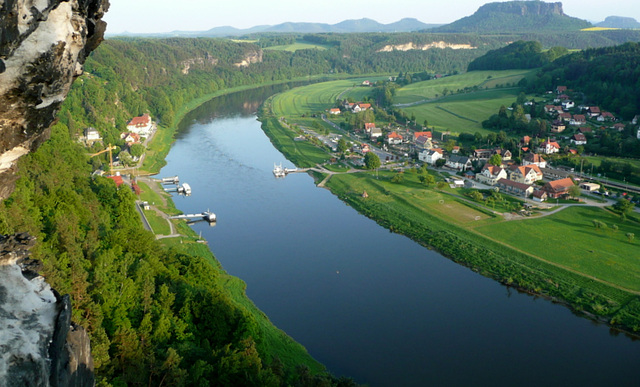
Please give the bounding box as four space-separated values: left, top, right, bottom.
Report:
127 113 153 135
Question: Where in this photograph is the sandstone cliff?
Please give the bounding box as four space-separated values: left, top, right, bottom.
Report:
0 0 109 385
0 0 109 199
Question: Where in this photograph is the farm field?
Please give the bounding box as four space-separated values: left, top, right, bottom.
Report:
402 88 522 135
394 69 535 104
473 206 640 292
584 156 640 169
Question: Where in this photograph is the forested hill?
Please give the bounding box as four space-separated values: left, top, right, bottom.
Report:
435 1 592 33
467 40 568 70
526 42 640 120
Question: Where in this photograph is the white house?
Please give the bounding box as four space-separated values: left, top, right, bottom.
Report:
127 113 152 135
538 140 560 154
386 131 403 145
571 133 587 145
509 165 543 185
370 127 383 139
445 155 472 171
418 148 443 165
85 127 100 142
523 153 547 168
476 165 507 186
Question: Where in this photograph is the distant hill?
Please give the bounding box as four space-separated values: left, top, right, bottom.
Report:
596 16 640 29
434 1 592 33
109 18 441 38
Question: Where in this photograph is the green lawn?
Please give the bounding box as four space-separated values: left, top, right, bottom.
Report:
584 156 640 169
402 88 522 135
143 209 171 235
394 69 535 104
474 206 640 292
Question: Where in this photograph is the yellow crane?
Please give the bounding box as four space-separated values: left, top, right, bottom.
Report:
89 144 117 175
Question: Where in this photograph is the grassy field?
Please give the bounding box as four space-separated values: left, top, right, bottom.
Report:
402 88 522 135
142 209 171 235
394 69 535 104
265 40 329 52
473 206 640 292
584 156 640 169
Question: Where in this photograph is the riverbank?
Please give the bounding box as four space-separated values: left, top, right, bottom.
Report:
258 87 640 335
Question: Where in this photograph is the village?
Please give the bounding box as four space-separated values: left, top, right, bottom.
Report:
313 81 640 211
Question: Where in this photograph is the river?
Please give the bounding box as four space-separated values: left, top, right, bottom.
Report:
158 85 639 386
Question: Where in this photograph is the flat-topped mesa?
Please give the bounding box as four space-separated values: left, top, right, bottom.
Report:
0 0 110 199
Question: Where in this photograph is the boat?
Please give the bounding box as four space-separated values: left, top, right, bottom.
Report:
273 163 286 178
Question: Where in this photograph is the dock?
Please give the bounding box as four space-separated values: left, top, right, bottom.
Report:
169 210 217 224
273 162 305 177
164 182 192 196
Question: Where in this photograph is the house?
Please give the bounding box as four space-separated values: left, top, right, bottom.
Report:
550 120 566 133
542 178 575 198
569 114 586 125
463 171 475 179
541 167 572 180
329 108 341 115
352 102 371 113
414 135 433 150
570 133 587 145
418 148 443 164
497 178 534 197
362 80 372 86
106 175 124 187
556 85 567 94
538 140 560 154
445 155 472 171
451 146 460 154
477 164 508 186
558 112 572 122
588 106 601 118
127 113 152 135
637 128 640 140
369 127 383 139
473 148 493 160
597 111 615 122
578 126 592 134
532 189 548 202
122 132 141 144
612 123 625 131
523 153 547 168
85 127 100 142
386 131 403 145
509 165 543 185
364 122 376 133
580 182 601 191
412 131 432 142
494 149 512 161
562 100 575 110
521 135 531 146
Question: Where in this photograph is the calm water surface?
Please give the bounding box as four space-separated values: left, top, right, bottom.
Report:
159 86 639 386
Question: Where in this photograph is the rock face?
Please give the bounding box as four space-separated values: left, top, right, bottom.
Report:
0 233 94 387
0 0 110 199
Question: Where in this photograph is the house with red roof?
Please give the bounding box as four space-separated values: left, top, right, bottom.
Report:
538 139 561 154
556 86 567 94
412 131 432 142
126 113 152 135
597 111 615 122
386 131 403 145
612 123 625 131
364 122 376 133
523 153 547 168
542 178 575 198
476 164 507 186
570 115 586 125
329 108 341 115
588 106 601 118
509 165 543 185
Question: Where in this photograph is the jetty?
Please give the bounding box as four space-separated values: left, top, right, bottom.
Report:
169 210 217 224
273 162 304 178
161 175 179 185
164 182 192 196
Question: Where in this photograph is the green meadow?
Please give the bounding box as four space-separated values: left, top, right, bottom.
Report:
403 88 522 135
394 69 534 104
474 206 640 292
264 40 329 52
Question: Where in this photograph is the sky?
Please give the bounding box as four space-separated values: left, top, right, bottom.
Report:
104 0 640 34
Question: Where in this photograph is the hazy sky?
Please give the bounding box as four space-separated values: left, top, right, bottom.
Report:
104 0 640 34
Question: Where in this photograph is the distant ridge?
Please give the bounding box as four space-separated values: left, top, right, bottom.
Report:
434 1 592 33
596 16 640 29
108 18 441 38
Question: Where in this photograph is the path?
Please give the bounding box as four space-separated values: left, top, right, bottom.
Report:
137 176 182 239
